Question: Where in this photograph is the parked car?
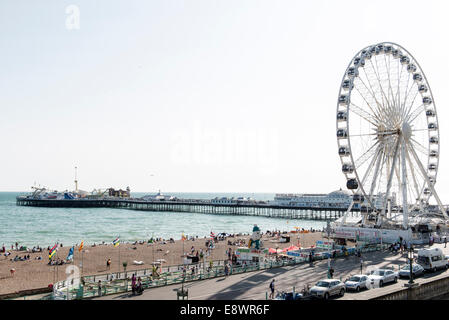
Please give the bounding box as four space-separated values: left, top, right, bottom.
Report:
309 279 345 299
398 263 425 278
417 248 448 272
367 269 398 287
344 274 369 292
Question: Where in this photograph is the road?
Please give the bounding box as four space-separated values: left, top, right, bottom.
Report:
97 242 449 300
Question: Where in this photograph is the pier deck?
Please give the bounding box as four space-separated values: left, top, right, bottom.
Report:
15 197 361 221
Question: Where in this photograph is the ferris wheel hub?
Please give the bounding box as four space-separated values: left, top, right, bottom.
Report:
401 122 412 140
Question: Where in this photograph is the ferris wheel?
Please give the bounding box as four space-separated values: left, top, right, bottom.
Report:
336 42 448 228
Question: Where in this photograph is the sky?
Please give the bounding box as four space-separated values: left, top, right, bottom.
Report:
1 0 449 198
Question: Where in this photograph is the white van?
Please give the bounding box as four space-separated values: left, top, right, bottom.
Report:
417 248 448 272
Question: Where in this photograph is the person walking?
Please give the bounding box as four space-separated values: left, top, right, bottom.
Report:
98 280 102 297
360 258 363 274
269 279 275 299
445 237 448 248
329 267 334 279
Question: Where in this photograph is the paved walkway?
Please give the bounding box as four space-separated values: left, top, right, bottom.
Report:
96 242 449 300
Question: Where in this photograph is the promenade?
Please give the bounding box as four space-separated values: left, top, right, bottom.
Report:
97 243 449 300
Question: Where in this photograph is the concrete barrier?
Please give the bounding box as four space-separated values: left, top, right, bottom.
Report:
372 272 449 300
0 287 52 300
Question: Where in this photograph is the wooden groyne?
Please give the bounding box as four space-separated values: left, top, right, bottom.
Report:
16 197 362 221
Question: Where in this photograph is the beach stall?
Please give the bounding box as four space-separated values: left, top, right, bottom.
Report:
235 247 268 263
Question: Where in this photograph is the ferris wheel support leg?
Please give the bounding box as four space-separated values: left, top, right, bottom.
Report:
401 140 409 229
408 144 449 221
341 201 355 225
377 137 401 227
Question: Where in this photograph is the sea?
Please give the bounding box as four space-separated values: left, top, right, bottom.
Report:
0 192 327 247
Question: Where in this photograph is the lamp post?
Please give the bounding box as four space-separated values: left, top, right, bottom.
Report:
326 221 331 278
408 245 414 285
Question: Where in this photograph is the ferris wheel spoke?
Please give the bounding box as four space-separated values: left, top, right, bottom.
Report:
405 143 424 202
354 140 380 169
402 88 420 122
385 54 398 116
370 57 395 121
353 76 383 121
349 102 378 126
409 138 429 157
408 144 448 219
359 65 387 120
406 103 425 124
398 70 413 121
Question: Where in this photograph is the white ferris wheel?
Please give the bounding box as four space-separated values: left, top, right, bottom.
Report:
336 42 448 229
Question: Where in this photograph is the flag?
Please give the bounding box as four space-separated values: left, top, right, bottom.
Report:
78 241 84 252
67 247 74 261
113 237 120 247
181 233 186 241
49 243 58 260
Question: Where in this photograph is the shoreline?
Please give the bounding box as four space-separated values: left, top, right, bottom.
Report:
0 230 325 295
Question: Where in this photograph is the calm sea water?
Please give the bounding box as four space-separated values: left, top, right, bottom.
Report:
0 192 326 247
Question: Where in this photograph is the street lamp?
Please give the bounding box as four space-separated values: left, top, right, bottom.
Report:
408 245 414 285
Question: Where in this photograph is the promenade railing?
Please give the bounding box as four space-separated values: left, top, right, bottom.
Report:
50 242 388 300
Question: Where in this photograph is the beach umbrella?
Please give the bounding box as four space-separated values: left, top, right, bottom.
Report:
268 248 277 254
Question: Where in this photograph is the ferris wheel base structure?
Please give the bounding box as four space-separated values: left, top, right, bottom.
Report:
334 42 449 241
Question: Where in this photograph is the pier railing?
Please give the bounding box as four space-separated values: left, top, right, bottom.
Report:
51 243 388 300
16 197 360 221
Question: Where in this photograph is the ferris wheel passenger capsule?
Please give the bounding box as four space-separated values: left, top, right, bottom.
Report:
418 84 428 93
353 57 365 67
428 163 437 170
337 129 348 138
339 94 350 105
426 109 435 117
423 97 432 105
361 49 372 60
428 176 436 184
400 55 410 65
413 73 423 82
392 49 402 58
384 45 393 54
346 179 358 190
369 46 376 55
430 150 439 157
375 44 384 54
347 67 359 78
353 194 364 203
428 123 437 130
337 111 348 121
342 163 354 174
423 188 431 196
407 64 417 73
429 136 438 144
342 79 353 91
338 146 350 156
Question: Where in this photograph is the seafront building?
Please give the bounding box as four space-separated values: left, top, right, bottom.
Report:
271 189 396 210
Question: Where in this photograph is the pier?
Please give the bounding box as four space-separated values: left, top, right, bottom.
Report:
15 197 360 221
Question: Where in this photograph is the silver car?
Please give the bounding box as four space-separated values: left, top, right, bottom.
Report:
398 263 424 278
367 269 398 287
309 279 345 299
344 274 369 292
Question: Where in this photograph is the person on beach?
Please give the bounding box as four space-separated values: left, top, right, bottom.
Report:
445 237 447 248
10 268 15 277
107 258 111 270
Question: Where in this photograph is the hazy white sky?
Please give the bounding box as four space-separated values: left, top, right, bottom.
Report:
1 0 449 197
